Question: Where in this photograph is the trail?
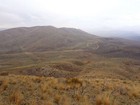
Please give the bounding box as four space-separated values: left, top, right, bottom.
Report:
86 40 100 50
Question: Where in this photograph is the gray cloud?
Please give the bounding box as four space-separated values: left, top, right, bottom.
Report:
0 0 140 34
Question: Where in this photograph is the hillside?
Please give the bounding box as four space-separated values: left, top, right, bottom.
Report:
0 26 98 53
0 26 139 58
0 26 140 105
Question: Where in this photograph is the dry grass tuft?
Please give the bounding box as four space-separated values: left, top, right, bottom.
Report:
0 79 9 92
96 94 111 105
41 82 48 93
103 96 110 105
96 95 102 105
128 86 140 98
9 89 23 105
54 94 61 104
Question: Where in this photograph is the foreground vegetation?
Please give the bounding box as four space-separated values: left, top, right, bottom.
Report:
0 75 139 105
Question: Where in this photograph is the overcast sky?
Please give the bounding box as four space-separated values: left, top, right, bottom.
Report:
0 0 140 33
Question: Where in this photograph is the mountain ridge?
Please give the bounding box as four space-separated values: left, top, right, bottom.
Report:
0 26 139 60
0 26 98 53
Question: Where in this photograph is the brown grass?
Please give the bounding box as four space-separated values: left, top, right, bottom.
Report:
10 89 23 105
96 95 102 105
128 86 140 98
66 78 82 86
0 75 139 105
0 79 9 92
103 96 110 105
96 93 114 105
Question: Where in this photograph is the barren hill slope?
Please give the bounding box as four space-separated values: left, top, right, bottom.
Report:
0 26 98 53
0 26 139 59
0 26 140 76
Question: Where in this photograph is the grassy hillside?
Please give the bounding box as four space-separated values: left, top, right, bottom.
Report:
0 26 140 105
0 26 139 59
0 49 139 80
0 26 98 53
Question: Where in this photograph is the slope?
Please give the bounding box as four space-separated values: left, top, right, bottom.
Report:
0 26 98 53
